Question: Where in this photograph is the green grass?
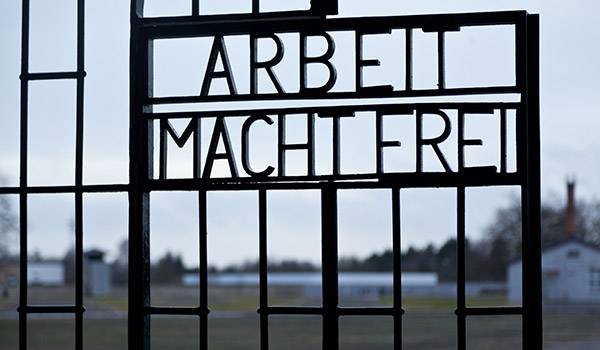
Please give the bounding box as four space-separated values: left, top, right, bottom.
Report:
1 311 599 350
88 296 128 311
1 294 599 349
398 295 514 310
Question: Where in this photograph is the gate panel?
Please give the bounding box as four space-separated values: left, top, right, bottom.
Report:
7 1 540 349
129 3 541 349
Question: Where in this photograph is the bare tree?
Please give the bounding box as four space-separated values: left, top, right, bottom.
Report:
0 178 17 298
484 196 600 258
0 181 17 261
111 239 128 285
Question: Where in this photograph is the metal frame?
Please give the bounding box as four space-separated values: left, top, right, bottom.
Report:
130 2 541 350
6 0 540 349
15 0 86 349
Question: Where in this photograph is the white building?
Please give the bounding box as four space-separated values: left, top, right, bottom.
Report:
508 237 600 303
507 181 600 303
27 262 64 286
84 249 112 297
185 271 438 297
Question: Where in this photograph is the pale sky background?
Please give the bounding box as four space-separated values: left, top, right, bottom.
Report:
0 0 599 268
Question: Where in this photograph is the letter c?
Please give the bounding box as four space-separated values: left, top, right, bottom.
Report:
242 114 275 178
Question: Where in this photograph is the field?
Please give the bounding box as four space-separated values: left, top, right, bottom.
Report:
1 287 599 349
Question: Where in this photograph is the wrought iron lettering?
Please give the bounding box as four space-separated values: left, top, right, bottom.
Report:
154 105 519 181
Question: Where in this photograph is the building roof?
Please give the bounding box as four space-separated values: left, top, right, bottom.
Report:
84 249 106 260
508 236 600 265
540 236 600 254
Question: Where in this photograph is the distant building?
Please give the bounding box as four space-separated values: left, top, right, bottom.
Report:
508 237 600 303
28 262 64 286
338 272 436 297
1 262 20 297
507 181 600 303
187 271 438 296
186 271 436 288
183 271 503 298
84 249 111 297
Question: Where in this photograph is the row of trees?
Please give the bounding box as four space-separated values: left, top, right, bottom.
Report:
486 196 600 257
214 195 600 283
0 189 17 262
215 238 507 282
52 237 508 284
4 190 600 284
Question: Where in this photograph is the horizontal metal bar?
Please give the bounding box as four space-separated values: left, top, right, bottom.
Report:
141 11 323 28
146 306 209 316
145 102 521 120
0 184 130 195
338 307 402 316
258 306 323 315
18 305 85 314
146 172 523 192
20 71 86 81
147 86 520 106
455 306 523 316
141 11 527 36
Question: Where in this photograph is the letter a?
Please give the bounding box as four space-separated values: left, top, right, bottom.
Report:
200 35 238 96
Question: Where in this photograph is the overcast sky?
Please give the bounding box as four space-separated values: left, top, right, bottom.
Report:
1 0 599 268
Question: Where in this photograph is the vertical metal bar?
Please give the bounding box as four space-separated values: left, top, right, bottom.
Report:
18 193 27 350
159 120 167 179
376 113 383 174
277 114 287 176
74 194 84 350
75 0 86 348
405 28 412 91
515 17 526 93
355 31 362 92
515 18 527 180
415 110 423 172
18 0 30 349
321 185 339 350
193 118 201 179
522 14 542 350
437 31 445 90
307 113 315 176
129 1 151 349
456 186 466 350
310 0 338 16
199 189 208 350
500 109 507 174
332 115 341 176
252 0 259 14
192 0 200 17
277 114 285 177
515 15 529 350
392 188 402 350
259 189 269 350
128 189 151 350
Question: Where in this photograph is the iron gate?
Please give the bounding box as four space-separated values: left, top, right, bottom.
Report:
9 0 541 349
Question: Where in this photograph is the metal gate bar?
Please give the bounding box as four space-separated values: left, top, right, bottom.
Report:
128 5 541 348
457 186 466 349
321 185 339 349
522 14 542 350
17 0 87 349
392 188 403 350
6 1 542 349
259 189 268 349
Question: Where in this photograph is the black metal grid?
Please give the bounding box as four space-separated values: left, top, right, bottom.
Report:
12 0 127 349
130 2 541 350
15 0 84 349
5 0 541 349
